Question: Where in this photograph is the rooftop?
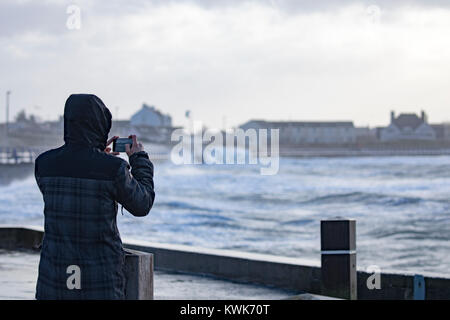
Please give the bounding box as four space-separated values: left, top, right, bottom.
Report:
393 113 425 130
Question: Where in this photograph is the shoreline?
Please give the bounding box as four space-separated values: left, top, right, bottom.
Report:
278 148 450 158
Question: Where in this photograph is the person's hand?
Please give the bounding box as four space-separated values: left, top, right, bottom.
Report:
105 136 120 156
126 135 144 157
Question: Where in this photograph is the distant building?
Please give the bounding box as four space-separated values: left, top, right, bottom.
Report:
430 123 450 140
379 111 436 141
240 120 356 145
130 104 172 128
355 127 378 144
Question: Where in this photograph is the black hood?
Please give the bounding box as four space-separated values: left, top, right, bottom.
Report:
63 94 112 150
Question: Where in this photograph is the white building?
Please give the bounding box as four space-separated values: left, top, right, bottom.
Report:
130 104 172 127
240 120 356 145
379 111 436 141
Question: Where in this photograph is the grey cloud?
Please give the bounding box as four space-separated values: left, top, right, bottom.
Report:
147 0 450 11
2 0 450 38
0 2 67 37
96 0 450 12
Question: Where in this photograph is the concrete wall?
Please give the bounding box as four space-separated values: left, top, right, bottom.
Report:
124 238 322 294
1 225 450 300
0 225 43 250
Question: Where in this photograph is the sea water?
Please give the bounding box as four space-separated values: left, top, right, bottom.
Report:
1 155 449 277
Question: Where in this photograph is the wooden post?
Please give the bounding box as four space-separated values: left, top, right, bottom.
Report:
124 249 154 300
321 219 357 300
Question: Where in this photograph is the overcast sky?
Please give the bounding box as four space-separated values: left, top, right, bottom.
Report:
1 0 450 129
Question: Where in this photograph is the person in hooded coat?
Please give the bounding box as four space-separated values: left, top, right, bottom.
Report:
34 94 155 300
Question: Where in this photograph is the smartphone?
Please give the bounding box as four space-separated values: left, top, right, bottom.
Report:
112 138 133 153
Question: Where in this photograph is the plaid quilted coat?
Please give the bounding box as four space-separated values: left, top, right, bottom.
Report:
34 94 155 300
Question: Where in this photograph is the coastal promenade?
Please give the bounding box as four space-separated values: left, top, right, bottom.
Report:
1 223 449 300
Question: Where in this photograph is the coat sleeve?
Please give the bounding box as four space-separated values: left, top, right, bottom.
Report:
114 151 155 217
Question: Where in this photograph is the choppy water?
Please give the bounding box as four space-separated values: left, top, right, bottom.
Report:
1 155 450 277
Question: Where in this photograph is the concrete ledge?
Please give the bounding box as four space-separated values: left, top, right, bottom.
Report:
284 293 341 300
1 225 450 299
356 270 450 300
123 238 321 294
0 225 43 250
